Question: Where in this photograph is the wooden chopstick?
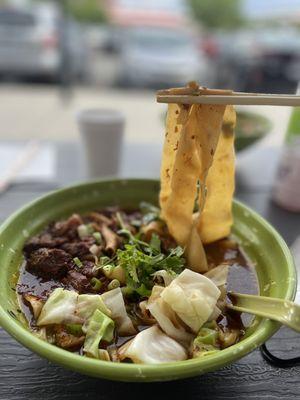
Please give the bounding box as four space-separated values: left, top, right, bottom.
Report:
0 140 40 194
157 90 300 107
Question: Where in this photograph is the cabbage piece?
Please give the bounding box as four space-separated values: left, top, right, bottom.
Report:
37 288 79 326
37 289 111 326
76 294 111 320
83 309 114 358
147 285 193 345
101 288 136 336
119 325 187 364
204 264 229 287
160 269 220 333
147 297 193 345
138 300 156 325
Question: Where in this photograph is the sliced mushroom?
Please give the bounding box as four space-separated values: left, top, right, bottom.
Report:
101 225 120 255
141 221 164 242
89 212 112 226
23 294 44 320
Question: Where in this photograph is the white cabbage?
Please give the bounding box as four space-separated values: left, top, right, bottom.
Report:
37 288 79 326
119 325 187 364
83 309 114 358
76 294 111 320
204 264 229 287
37 288 111 326
160 269 220 333
147 297 193 345
101 288 136 336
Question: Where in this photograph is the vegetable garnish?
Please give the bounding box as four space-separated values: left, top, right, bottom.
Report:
90 277 102 291
116 238 185 297
83 309 115 359
73 257 83 268
93 232 102 244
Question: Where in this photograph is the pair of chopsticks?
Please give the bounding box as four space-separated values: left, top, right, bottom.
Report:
0 140 40 194
157 85 300 106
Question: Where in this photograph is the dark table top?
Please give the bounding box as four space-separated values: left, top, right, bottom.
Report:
0 142 300 400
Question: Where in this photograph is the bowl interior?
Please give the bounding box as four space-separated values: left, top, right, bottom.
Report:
235 111 272 152
0 179 296 382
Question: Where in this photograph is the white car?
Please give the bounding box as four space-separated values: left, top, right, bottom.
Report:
118 27 211 87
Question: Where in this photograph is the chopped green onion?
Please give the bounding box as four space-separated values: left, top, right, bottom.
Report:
108 279 120 290
77 224 89 239
77 224 94 239
102 264 114 276
93 232 102 244
73 257 83 268
87 223 95 234
90 277 102 291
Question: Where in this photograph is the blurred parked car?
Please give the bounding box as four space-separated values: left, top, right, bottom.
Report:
0 4 89 82
117 27 211 88
215 28 300 93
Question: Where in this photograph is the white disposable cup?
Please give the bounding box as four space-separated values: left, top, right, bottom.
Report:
77 109 125 178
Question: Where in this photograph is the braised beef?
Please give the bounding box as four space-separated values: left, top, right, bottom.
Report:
51 214 83 239
63 270 90 293
24 234 67 254
80 261 98 278
26 248 72 279
61 238 95 258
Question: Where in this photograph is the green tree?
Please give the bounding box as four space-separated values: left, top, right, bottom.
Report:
66 0 106 23
189 0 244 30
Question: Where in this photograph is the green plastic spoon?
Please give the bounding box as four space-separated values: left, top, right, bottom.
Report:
227 292 300 333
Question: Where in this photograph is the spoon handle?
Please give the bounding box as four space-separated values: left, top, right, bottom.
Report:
227 292 300 333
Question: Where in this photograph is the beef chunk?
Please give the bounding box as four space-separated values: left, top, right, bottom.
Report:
24 234 67 254
81 261 98 278
63 270 90 293
27 248 72 279
52 214 83 239
61 238 95 258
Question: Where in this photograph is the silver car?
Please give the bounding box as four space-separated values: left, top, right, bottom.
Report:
118 27 211 87
0 3 88 81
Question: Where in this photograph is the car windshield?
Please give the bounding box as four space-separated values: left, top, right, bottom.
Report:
128 29 192 51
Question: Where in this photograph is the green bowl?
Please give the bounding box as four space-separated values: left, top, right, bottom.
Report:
235 111 272 152
0 179 296 382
